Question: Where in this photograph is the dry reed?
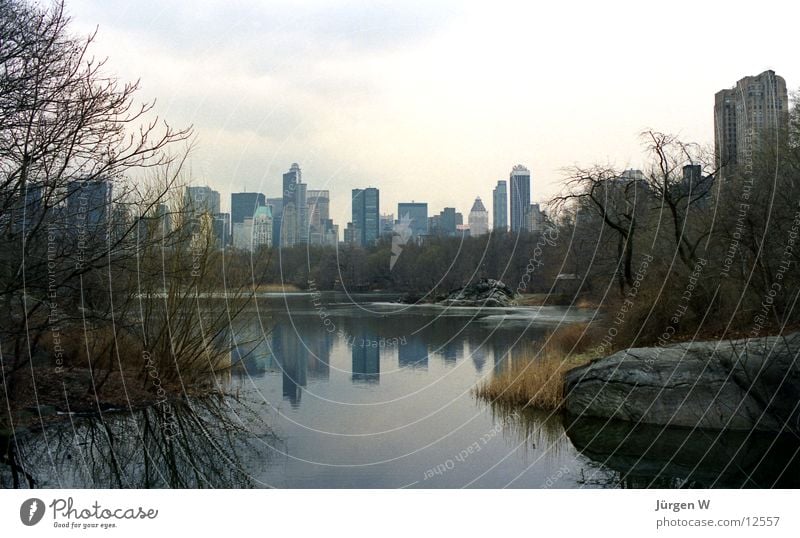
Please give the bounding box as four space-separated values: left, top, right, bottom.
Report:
474 322 597 410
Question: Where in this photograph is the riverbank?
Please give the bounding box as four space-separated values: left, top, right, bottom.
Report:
476 324 800 435
1 366 163 432
474 323 596 409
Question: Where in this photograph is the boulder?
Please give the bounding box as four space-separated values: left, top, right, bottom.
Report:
437 278 517 307
563 333 800 433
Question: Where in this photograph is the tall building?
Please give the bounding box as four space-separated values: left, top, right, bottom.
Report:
429 207 458 236
231 192 266 227
136 202 171 243
344 222 358 245
527 203 544 232
306 190 330 245
397 202 428 238
67 178 113 234
350 187 380 247
233 219 253 250
252 205 273 249
714 70 788 177
212 212 230 247
296 182 308 244
492 180 507 232
468 197 489 236
306 190 330 228
379 213 395 237
509 165 531 232
281 163 307 247
322 219 339 246
10 182 43 235
184 185 220 216
440 208 458 236
183 185 221 246
266 197 283 248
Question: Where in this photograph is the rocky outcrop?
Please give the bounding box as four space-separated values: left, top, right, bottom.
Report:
438 278 517 307
564 333 800 433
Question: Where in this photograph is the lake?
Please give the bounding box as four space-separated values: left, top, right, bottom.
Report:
5 292 799 488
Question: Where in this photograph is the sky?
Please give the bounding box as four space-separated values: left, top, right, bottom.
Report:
67 0 799 229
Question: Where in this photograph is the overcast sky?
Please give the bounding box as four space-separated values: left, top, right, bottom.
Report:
68 0 798 228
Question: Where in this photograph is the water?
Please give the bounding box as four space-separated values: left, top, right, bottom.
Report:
226 293 594 488
4 292 799 488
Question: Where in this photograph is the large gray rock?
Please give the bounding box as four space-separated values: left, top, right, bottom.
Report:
564 333 800 433
438 278 517 307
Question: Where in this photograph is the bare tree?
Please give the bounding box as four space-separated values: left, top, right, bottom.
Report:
640 130 717 269
0 1 193 390
552 165 648 295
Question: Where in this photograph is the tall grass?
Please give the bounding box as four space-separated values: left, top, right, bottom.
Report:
474 323 598 410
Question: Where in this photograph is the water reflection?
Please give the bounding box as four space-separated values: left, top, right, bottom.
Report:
11 293 793 488
398 335 428 369
1 397 280 488
564 416 800 488
351 329 380 384
228 295 555 393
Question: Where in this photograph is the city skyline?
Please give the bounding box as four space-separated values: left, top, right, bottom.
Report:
65 1 799 230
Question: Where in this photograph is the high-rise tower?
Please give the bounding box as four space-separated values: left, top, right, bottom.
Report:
492 180 507 231
714 70 788 177
509 165 531 233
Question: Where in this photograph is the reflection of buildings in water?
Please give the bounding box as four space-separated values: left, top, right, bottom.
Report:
241 319 335 406
231 333 273 377
351 330 380 383
492 340 512 373
305 329 333 381
439 340 463 365
271 324 308 407
398 336 428 369
468 341 488 373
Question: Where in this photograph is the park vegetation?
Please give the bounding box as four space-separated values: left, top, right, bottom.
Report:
0 0 251 434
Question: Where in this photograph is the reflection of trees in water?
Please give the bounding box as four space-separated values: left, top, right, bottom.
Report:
487 402 569 460
1 397 280 488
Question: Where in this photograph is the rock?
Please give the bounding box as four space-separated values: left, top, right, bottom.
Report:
437 278 517 307
563 333 800 433
395 292 428 304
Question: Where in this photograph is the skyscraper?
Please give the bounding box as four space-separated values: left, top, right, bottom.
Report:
492 180 507 232
281 163 306 247
296 181 308 244
715 70 788 177
350 187 380 246
397 202 428 238
306 190 330 245
379 213 395 237
231 192 265 246
233 219 253 251
509 165 531 233
442 208 457 236
527 203 544 232
231 192 266 227
266 197 283 248
68 178 113 232
212 212 230 247
306 190 330 228
252 205 273 249
184 185 220 216
468 197 489 236
10 182 43 235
